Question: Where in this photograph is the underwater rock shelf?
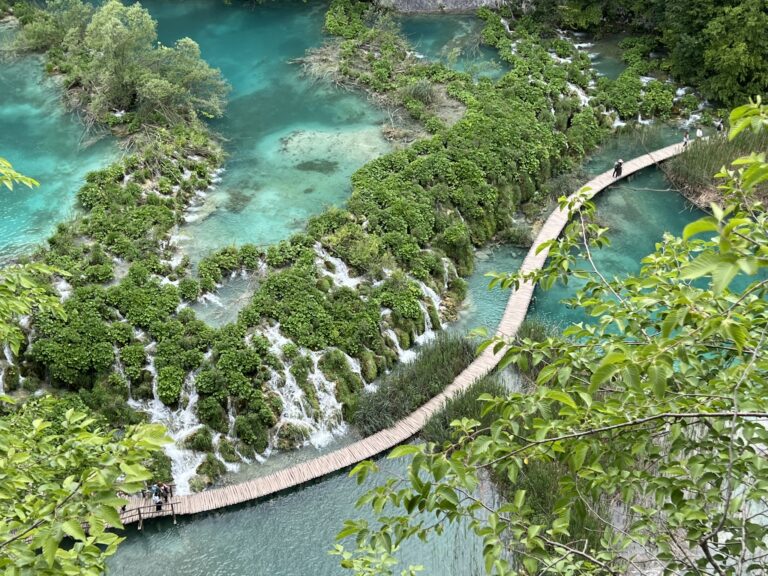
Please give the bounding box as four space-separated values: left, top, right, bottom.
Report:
120 141 686 525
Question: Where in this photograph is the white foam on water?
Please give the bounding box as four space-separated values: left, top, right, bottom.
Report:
53 277 72 302
568 82 591 107
128 348 205 495
384 328 417 364
313 242 364 289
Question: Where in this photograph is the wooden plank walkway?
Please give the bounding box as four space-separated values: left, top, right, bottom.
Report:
121 141 685 526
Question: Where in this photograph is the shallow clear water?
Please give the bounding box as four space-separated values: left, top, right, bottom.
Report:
107 453 487 576
398 14 506 78
138 0 392 264
582 33 627 80
0 53 117 263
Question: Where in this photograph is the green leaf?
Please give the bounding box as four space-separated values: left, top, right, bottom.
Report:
62 519 87 542
545 390 577 409
683 217 718 239
648 365 666 399
388 445 423 459
571 443 588 472
681 252 723 280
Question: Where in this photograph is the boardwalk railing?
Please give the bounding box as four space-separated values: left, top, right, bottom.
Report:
120 141 685 526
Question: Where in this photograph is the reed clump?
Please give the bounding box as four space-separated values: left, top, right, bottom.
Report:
422 374 507 446
352 334 475 436
666 131 768 204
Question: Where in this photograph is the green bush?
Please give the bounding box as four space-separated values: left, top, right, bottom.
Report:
234 414 269 453
184 427 214 452
157 365 184 406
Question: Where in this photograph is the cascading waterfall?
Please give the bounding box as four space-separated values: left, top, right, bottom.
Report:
128 346 205 495
313 242 363 289
384 328 417 364
0 344 13 394
112 346 131 400
262 323 347 450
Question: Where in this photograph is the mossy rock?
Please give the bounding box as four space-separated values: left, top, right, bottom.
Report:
2 365 19 392
360 349 378 383
427 302 441 330
275 422 311 451
393 328 411 350
218 437 241 463
316 277 332 292
196 453 226 482
183 427 214 452
131 381 153 401
189 475 210 493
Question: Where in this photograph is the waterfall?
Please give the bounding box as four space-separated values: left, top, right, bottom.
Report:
414 301 437 347
384 328 416 364
53 277 72 302
198 292 224 307
0 344 12 394
313 243 363 289
128 346 205 495
113 346 131 400
212 432 240 473
261 323 346 450
567 82 591 107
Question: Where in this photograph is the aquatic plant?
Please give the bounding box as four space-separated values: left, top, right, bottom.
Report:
352 334 474 436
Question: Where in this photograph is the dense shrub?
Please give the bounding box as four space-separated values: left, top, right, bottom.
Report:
157 366 184 406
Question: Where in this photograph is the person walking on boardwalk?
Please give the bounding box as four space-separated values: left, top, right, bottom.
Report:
153 493 163 512
612 159 623 178
683 131 690 148
696 126 704 139
160 482 170 503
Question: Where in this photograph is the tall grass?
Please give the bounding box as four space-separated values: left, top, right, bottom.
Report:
352 334 475 436
666 131 768 200
422 374 507 446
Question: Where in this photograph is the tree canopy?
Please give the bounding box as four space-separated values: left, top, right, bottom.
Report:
335 100 768 575
0 395 167 575
17 0 230 125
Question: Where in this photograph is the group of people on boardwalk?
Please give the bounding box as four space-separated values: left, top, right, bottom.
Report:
142 482 173 511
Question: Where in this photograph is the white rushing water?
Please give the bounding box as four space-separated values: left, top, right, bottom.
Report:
128 346 205 495
0 344 13 394
262 323 347 450
313 242 364 289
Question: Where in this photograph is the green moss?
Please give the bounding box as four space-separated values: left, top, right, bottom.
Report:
195 453 226 483
218 437 241 463
275 422 311 451
319 349 364 420
183 427 214 452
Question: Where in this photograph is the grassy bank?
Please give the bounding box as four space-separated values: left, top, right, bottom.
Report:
353 334 475 436
665 131 768 206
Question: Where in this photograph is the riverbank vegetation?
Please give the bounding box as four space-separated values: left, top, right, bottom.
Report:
666 125 768 206
353 334 474 436
506 0 768 106
337 102 768 575
0 0 732 499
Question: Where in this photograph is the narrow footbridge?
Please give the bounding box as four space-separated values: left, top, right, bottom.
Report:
121 141 685 526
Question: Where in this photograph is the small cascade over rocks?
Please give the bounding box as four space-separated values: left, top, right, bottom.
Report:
262 324 347 450
567 82 591 107
128 347 205 495
313 242 364 289
0 344 14 394
384 328 417 364
53 277 72 302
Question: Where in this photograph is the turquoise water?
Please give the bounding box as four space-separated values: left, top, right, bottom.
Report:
138 0 392 264
108 453 487 576
398 14 506 78
0 54 117 263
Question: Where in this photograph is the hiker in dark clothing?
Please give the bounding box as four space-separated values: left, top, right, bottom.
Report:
612 159 624 178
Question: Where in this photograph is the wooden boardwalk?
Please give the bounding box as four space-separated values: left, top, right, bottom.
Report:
121 141 685 526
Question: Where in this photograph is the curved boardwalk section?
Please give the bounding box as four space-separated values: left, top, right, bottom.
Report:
121 141 685 525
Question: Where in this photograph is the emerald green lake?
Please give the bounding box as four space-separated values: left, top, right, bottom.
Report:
0 51 117 264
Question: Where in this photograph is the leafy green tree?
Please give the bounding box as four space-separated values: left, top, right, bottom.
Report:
334 102 768 575
0 157 38 190
0 395 167 575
